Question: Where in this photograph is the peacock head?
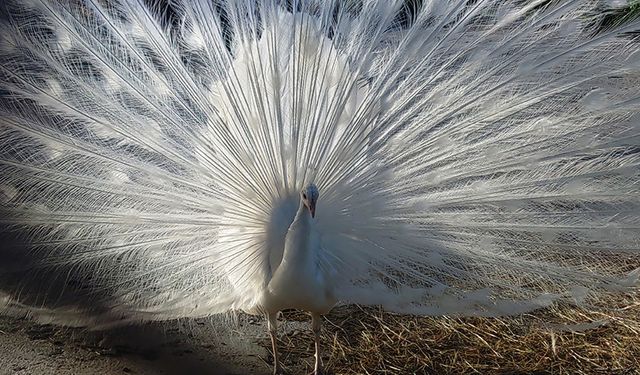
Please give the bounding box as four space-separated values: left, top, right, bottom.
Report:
301 183 319 218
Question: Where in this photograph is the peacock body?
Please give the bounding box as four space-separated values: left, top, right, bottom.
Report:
0 0 639 372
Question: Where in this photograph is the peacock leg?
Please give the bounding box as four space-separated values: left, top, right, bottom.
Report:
311 313 322 375
267 313 282 375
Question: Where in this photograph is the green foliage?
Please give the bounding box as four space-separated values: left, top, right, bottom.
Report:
598 0 640 31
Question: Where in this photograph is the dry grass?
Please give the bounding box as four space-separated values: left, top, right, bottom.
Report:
271 293 640 374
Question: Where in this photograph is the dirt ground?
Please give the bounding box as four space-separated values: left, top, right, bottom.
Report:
2 302 639 374
0 313 309 375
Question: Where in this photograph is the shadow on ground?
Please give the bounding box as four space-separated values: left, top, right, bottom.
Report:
0 313 270 375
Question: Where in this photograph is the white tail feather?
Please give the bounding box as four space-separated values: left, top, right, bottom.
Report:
0 0 639 325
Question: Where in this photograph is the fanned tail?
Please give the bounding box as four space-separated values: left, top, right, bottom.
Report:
0 0 639 324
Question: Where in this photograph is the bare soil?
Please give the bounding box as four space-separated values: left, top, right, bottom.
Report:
0 314 285 375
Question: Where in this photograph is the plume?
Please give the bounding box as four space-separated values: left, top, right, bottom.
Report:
0 0 639 325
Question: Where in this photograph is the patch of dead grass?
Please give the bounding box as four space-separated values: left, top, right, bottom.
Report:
271 293 640 374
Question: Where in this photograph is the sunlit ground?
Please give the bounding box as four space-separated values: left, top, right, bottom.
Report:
2 293 638 374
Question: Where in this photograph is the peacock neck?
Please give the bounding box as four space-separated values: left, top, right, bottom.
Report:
280 199 313 265
294 198 311 224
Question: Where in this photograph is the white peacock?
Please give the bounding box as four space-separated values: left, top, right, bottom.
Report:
0 1 639 374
